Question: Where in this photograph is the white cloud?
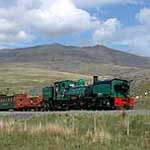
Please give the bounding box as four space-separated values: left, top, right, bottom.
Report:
16 31 30 40
23 0 99 36
136 7 150 24
71 0 138 7
128 8 150 56
92 7 150 56
0 0 100 47
120 8 150 56
93 18 120 45
128 35 150 56
0 18 31 44
0 19 17 33
0 31 32 43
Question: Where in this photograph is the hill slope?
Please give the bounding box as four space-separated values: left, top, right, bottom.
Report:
0 44 150 71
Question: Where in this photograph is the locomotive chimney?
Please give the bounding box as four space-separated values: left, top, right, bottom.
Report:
93 76 98 84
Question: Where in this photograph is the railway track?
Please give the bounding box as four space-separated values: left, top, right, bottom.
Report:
0 110 149 120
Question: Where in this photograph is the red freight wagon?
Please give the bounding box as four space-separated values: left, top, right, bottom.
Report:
14 94 28 110
14 94 43 110
26 96 43 110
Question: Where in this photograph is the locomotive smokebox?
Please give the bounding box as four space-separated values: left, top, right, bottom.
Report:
93 76 98 84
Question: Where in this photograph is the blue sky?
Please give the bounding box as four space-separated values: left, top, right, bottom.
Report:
0 0 150 56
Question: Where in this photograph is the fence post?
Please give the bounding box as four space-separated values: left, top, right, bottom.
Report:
24 120 27 131
72 114 75 132
127 117 130 136
94 115 97 133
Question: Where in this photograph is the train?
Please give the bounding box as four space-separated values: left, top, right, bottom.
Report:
0 76 134 111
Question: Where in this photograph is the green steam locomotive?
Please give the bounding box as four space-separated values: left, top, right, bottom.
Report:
42 76 134 110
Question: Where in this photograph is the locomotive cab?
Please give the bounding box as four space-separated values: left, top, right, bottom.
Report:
112 79 129 98
92 78 134 110
111 79 134 109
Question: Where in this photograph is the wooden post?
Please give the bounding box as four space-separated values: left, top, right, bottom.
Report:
72 115 75 132
94 115 97 133
39 122 42 130
127 117 130 136
24 120 27 131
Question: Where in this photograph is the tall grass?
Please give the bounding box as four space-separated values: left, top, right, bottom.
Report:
0 113 149 150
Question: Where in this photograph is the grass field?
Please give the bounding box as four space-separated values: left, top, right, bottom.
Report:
0 63 92 93
0 113 149 150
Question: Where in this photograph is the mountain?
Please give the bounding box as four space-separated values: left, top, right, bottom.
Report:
0 44 150 70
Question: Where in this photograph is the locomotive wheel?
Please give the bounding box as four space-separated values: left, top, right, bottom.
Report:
43 103 50 111
62 103 69 111
125 106 133 110
115 106 121 110
129 106 133 110
103 99 112 110
115 106 125 110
